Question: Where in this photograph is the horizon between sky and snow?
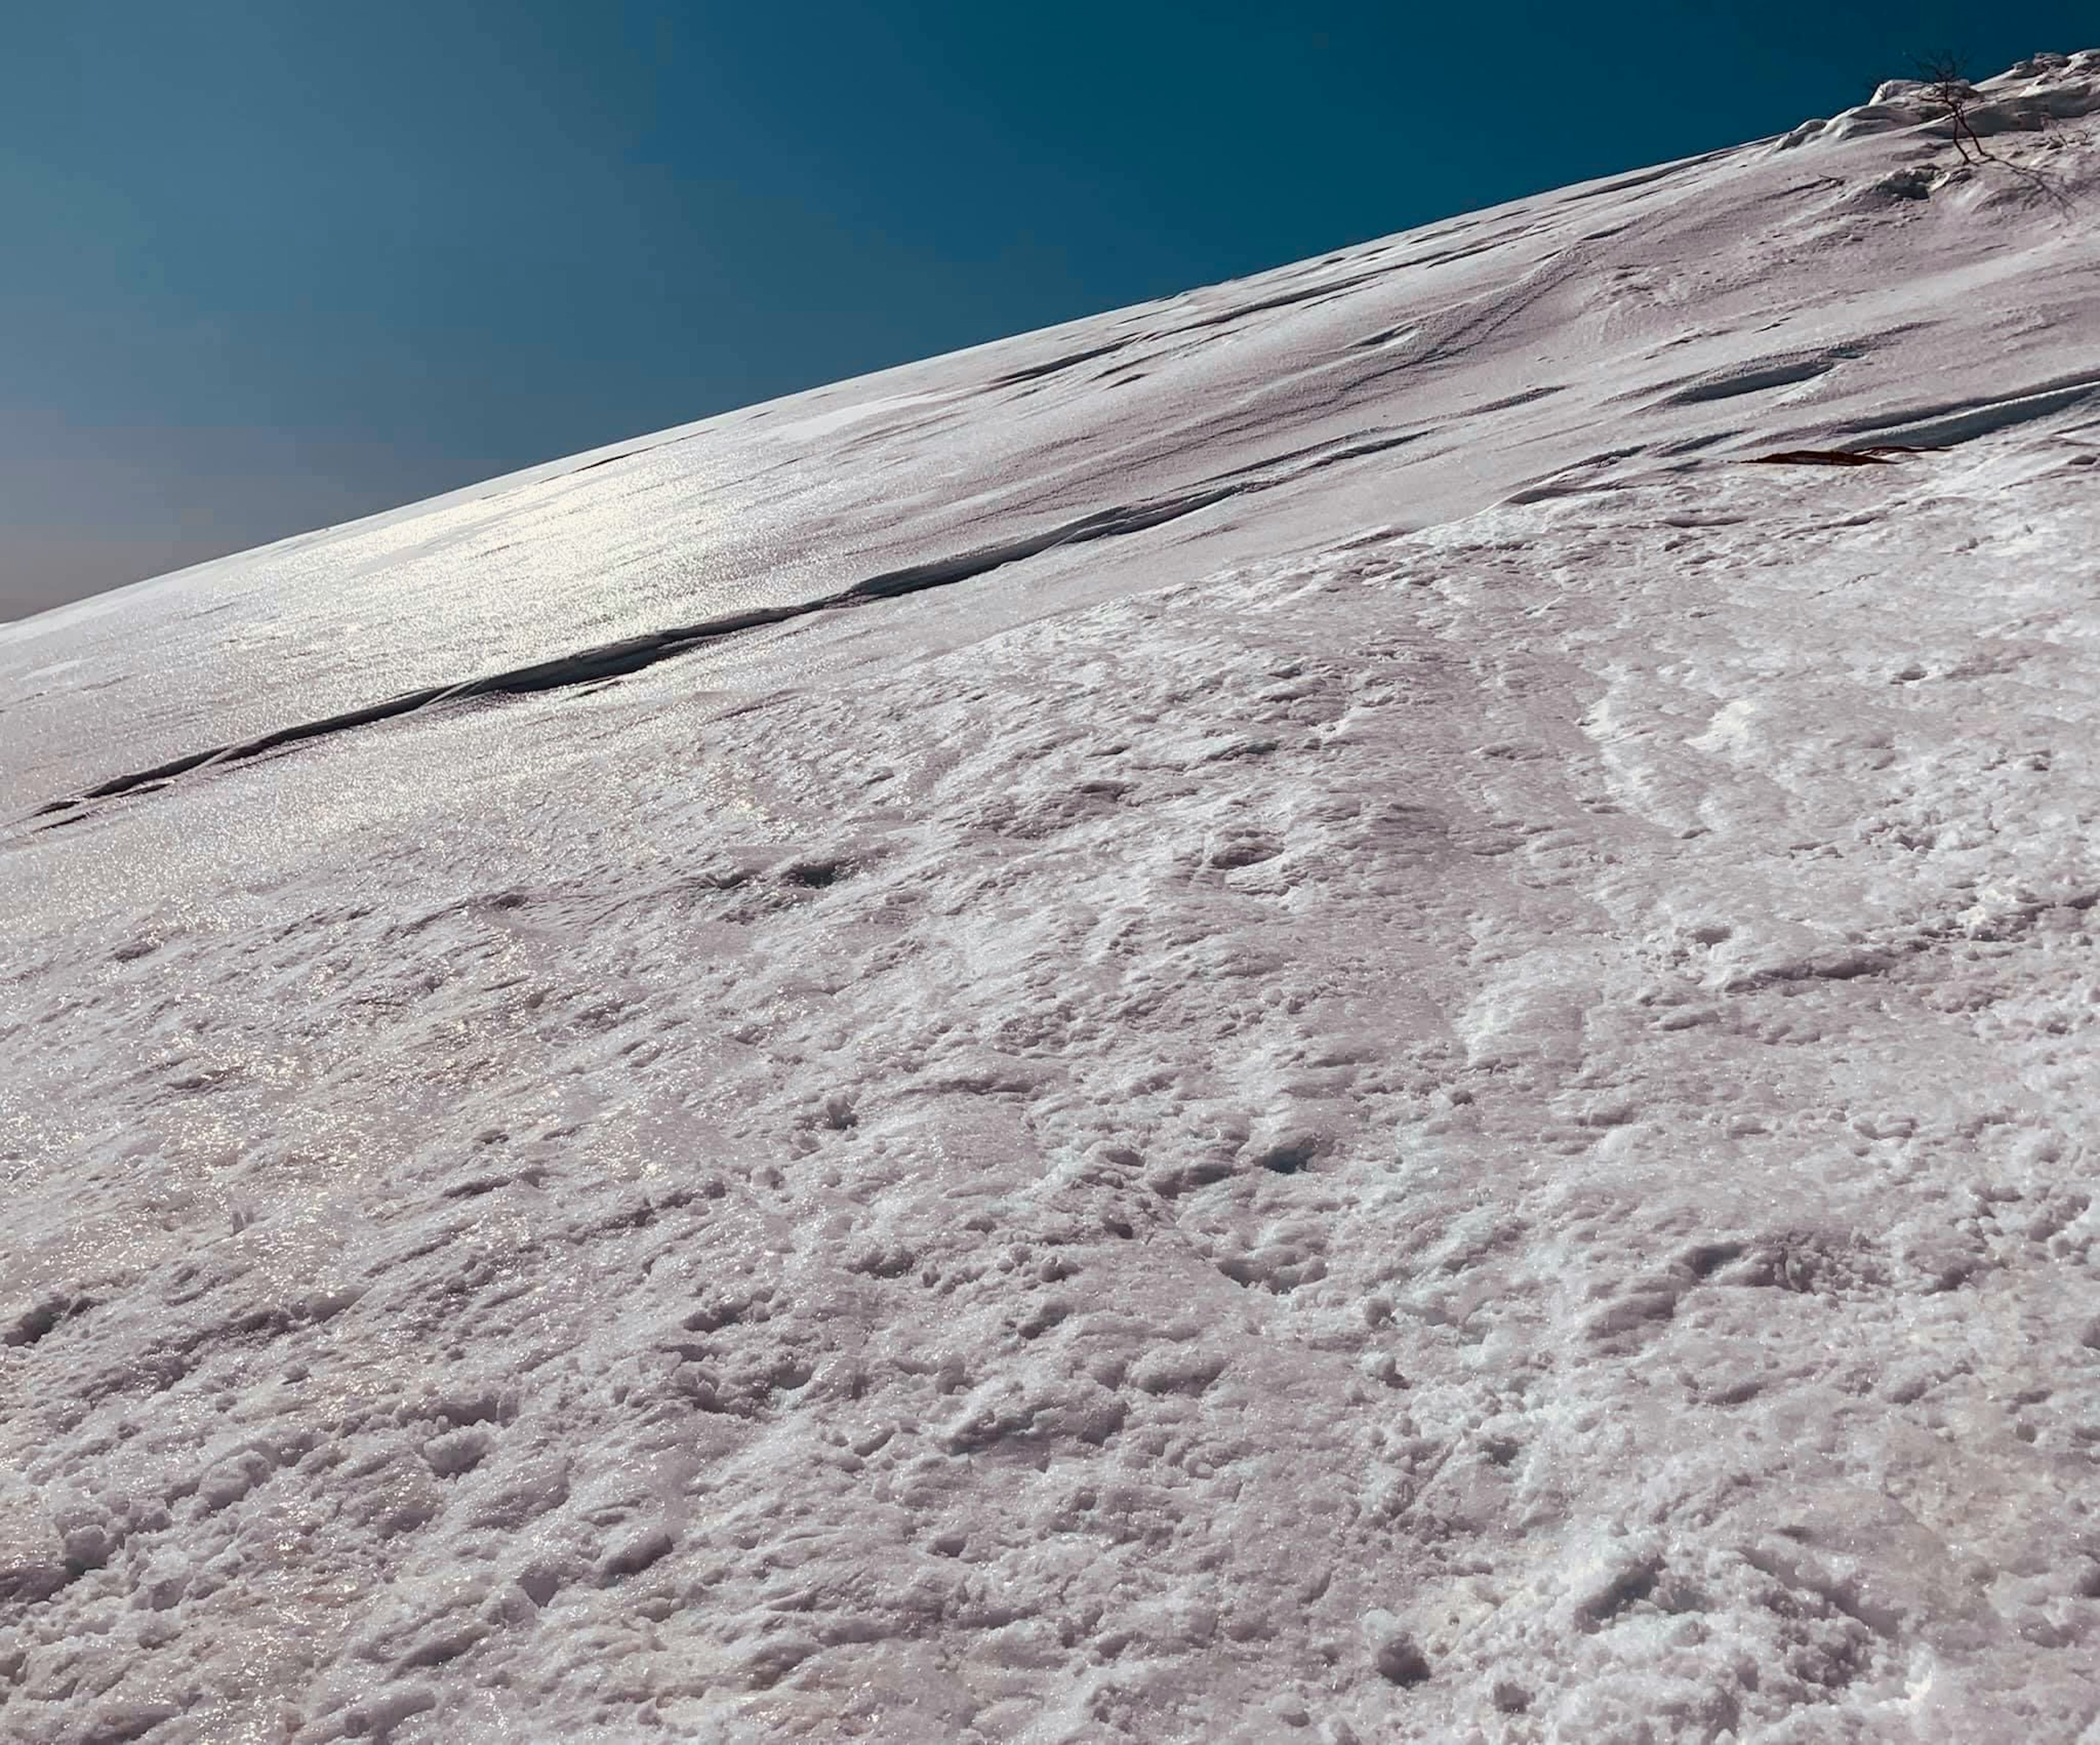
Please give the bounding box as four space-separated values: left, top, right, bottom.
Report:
4 2 2099 618
3 44 2100 1745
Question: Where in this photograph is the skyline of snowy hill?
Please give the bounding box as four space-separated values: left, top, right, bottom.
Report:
9 54 2100 824
4 51 2100 1745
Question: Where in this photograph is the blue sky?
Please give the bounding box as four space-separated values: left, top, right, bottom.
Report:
3 1 2091 616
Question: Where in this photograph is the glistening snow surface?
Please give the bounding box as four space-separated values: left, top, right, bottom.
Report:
3 52 2100 1745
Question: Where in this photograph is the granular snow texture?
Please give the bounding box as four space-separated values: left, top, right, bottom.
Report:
4 51 2100 1745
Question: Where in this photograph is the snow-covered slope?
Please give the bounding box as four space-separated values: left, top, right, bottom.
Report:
4 52 2100 1745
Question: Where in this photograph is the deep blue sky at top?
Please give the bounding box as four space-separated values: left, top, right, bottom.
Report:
3 1 2092 615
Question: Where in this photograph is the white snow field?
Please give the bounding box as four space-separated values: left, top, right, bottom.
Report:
5 52 2100 1745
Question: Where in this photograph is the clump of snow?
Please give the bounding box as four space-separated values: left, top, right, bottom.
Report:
1780 49 2100 150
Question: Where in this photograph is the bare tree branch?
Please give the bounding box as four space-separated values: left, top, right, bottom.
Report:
1916 54 1991 163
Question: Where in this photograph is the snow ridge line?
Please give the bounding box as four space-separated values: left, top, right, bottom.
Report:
1840 370 2100 451
26 482 1254 821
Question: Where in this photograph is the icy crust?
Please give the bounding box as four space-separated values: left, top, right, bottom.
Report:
2 431 2099 1742
1779 50 2100 150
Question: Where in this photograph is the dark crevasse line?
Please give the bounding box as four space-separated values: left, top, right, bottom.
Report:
988 337 1139 388
1840 375 2100 450
1662 357 1838 405
31 415 1450 823
29 481 1254 821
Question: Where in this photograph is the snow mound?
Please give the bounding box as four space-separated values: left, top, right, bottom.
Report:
1779 48 2100 149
